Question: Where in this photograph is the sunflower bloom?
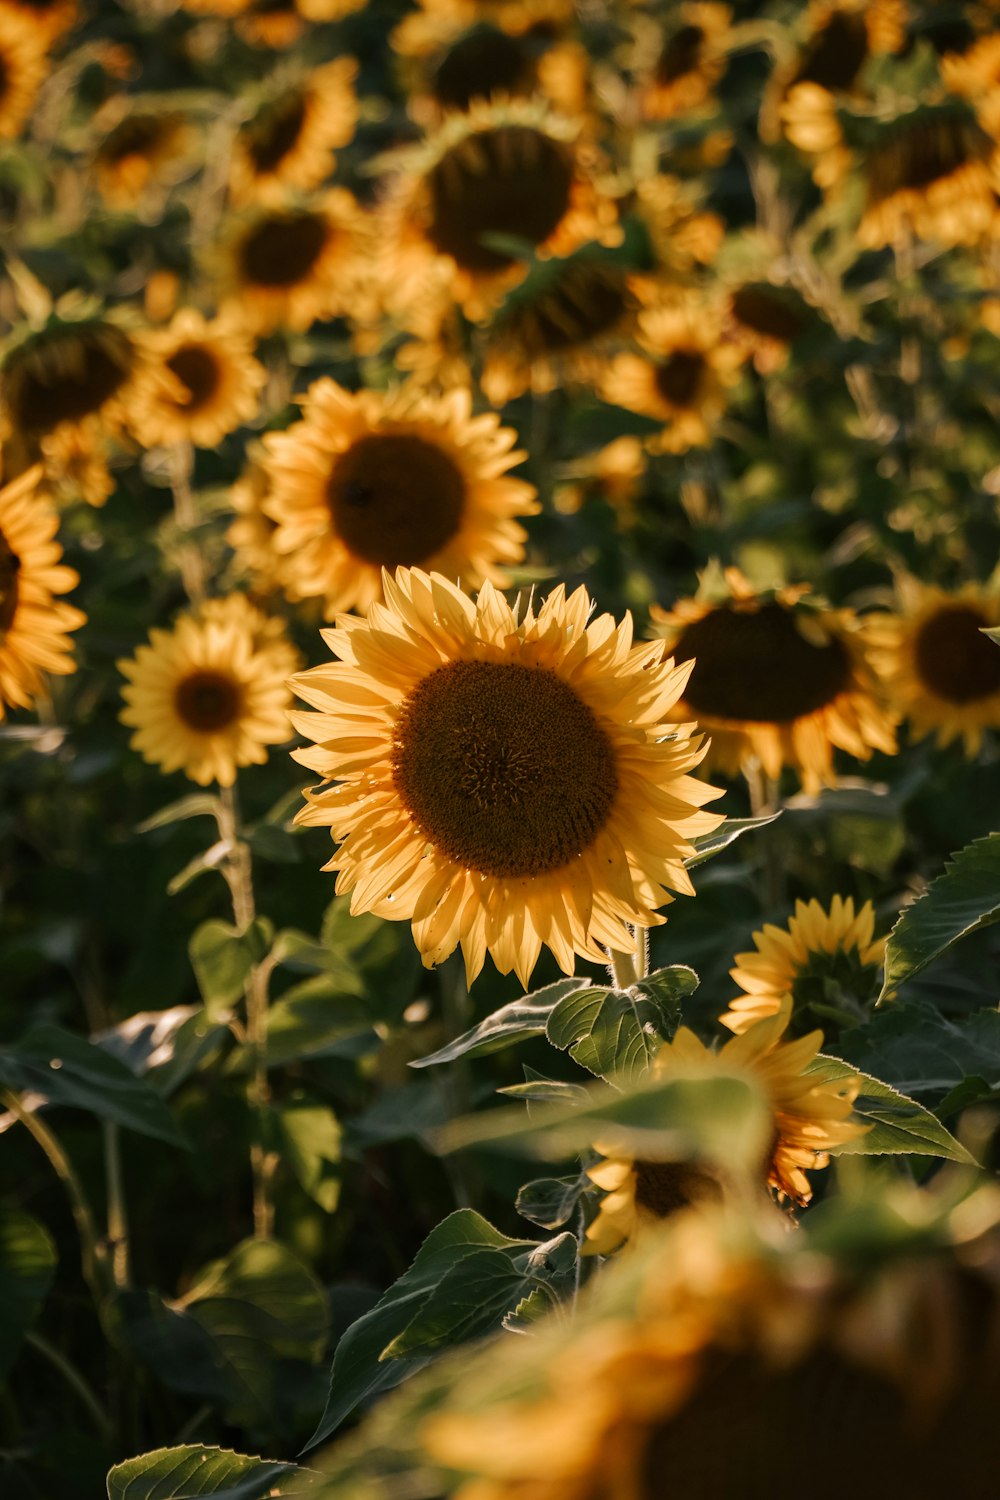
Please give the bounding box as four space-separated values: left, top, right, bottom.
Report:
1 307 142 447
291 567 724 985
128 309 266 450
0 11 48 141
0 464 86 717
857 102 998 249
118 596 297 787
639 2 733 120
262 379 538 617
229 59 358 203
723 897 884 1035
92 107 194 209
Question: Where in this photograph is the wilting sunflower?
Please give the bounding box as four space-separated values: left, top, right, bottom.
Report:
262 379 538 616
0 305 142 446
602 303 742 455
650 569 897 793
636 2 733 120
128 310 266 451
723 897 884 1036
92 106 194 209
0 463 85 718
229 59 358 203
39 420 115 509
880 579 1000 754
584 999 863 1254
423 1186 1000 1500
290 567 723 985
118 596 297 787
0 10 48 141
218 188 368 335
381 98 619 319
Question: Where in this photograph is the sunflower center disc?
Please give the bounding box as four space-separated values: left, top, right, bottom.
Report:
166 344 222 410
174 670 242 731
633 1160 718 1219
239 213 327 288
791 12 868 92
654 351 705 408
730 284 806 343
672 602 852 723
248 95 308 174
501 264 626 357
657 24 705 84
433 27 532 112
914 605 1000 703
392 659 618 878
327 434 467 567
0 532 20 635
426 124 574 273
13 330 130 434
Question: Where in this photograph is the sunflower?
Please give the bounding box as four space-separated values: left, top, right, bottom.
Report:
290 567 724 985
218 188 368 335
0 463 85 718
0 307 141 445
128 310 266 451
723 897 884 1037
229 59 358 204
262 379 538 617
0 12 48 141
118 596 297 788
650 569 898 793
392 12 541 124
0 0 77 42
941 34 1000 143
724 280 817 374
602 303 742 455
638 3 733 121
879 579 1000 755
380 98 620 319
39 420 115 509
92 107 194 209
226 446 291 597
633 176 725 282
857 101 998 250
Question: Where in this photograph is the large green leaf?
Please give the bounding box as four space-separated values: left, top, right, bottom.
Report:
256 988 378 1069
546 967 697 1083
275 1097 342 1214
411 978 590 1068
808 1057 975 1164
107 1445 307 1499
0 1207 57 1380
96 1006 228 1098
833 1002 1000 1102
879 833 1000 1002
0 1025 187 1146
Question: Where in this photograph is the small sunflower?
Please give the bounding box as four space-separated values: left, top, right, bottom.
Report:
290 567 724 985
0 463 85 718
392 12 540 124
638 2 733 120
92 107 194 209
880 579 1000 755
762 0 906 133
128 309 266 451
650 568 898 793
0 306 142 445
725 280 817 373
262 378 538 617
118 595 297 787
0 11 48 141
229 59 358 203
602 303 742 455
723 897 884 1036
218 189 368 335
39 420 115 509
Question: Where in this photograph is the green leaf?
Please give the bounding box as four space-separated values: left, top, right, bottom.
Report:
136 794 219 835
833 1002 1000 1102
410 978 591 1068
515 1174 587 1230
256 989 378 1070
546 971 697 1083
684 814 781 868
189 920 271 1018
0 1026 187 1146
106 1445 306 1500
305 1210 534 1448
275 1098 342 1214
320 897 421 1020
879 833 1000 1002
0 1207 57 1380
245 824 302 864
95 1006 228 1098
808 1057 976 1164
167 840 231 896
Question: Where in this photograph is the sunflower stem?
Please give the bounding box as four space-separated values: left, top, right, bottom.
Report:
169 441 207 604
103 1121 130 1289
24 1331 114 1444
607 940 639 991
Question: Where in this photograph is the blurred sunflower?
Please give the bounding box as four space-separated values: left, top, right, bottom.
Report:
118 596 296 787
129 310 266 450
226 445 290 597
880 579 1000 754
637 2 733 121
392 13 539 122
633 176 725 284
263 380 537 616
602 302 742 455
0 464 85 718
0 0 77 43
230 60 358 203
941 34 1000 142
857 101 997 249
585 1000 863 1253
650 569 897 792
0 304 142 446
724 280 817 373
761 0 906 143
40 420 115 509
290 567 723 984
92 106 194 209
0 11 49 141
723 897 884 1036
218 188 367 334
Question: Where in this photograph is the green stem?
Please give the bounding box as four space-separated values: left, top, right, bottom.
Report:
607 923 647 989
24 1331 113 1443
169 442 207 605
103 1122 130 1289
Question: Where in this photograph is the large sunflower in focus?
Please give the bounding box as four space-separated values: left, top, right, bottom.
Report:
118 595 297 787
229 60 358 203
0 10 48 140
879 579 1000 754
290 567 724 985
0 464 85 717
650 569 897 792
129 309 266 450
262 379 538 616
723 896 884 1036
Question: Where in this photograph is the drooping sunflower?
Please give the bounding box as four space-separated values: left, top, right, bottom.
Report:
723 897 884 1036
637 2 733 121
0 463 85 718
650 568 898 793
879 579 1000 755
602 303 743 455
39 420 115 509
118 595 297 788
0 305 142 446
229 59 358 203
290 567 724 985
0 10 48 141
262 379 539 617
92 106 194 209
633 175 725 283
218 188 368 335
128 309 266 450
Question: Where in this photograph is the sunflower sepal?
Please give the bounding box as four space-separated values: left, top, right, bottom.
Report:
807 1055 975 1166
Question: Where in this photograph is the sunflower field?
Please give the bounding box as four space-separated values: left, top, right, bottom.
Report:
5 0 1000 1494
